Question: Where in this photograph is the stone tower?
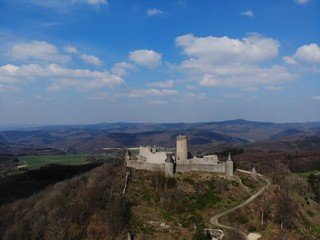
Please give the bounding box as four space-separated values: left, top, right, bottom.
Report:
176 135 188 161
226 152 234 177
125 149 131 161
251 167 258 181
164 154 175 177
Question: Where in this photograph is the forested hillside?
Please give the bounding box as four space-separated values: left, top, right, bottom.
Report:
0 161 129 240
0 156 320 239
1 120 319 151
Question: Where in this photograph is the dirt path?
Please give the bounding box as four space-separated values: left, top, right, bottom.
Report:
210 169 271 239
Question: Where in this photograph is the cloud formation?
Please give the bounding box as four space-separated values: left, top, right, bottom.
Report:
64 45 80 54
240 10 254 17
284 43 320 65
147 100 167 105
129 49 162 68
64 45 102 66
295 0 310 4
312 96 320 100
176 33 296 88
80 54 103 66
147 8 164 16
8 41 70 63
147 80 174 88
199 66 295 88
176 33 279 64
129 88 178 97
0 63 123 91
112 62 135 76
28 0 107 9
0 83 20 92
75 0 107 5
184 93 206 100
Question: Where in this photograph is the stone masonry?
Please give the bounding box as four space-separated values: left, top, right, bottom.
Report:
125 135 234 177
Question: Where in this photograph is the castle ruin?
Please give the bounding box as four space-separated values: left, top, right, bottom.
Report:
125 135 234 177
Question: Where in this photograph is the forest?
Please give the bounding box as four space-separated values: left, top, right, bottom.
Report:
0 160 130 240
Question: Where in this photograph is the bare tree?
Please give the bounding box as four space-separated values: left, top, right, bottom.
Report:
276 188 295 230
258 190 271 226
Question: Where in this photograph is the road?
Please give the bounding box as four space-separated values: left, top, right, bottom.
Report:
209 169 271 239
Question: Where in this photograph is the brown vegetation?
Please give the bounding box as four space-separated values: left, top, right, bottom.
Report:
0 160 129 240
0 148 319 239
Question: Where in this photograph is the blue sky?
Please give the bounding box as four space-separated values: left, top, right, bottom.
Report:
0 0 319 124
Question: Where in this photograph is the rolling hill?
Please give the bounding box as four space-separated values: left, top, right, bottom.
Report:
0 120 319 152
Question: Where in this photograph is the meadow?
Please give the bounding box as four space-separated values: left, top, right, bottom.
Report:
296 170 320 178
18 154 113 170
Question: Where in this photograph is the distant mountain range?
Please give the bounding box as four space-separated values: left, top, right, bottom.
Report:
0 119 320 151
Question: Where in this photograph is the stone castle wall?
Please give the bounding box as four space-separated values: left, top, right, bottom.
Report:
179 156 219 165
176 162 226 173
126 159 227 174
125 135 234 176
126 160 165 172
138 147 168 164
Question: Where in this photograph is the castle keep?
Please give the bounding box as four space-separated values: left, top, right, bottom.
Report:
125 135 234 177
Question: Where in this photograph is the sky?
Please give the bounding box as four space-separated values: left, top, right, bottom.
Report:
0 0 319 124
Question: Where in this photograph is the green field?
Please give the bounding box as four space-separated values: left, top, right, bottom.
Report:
18 154 112 170
296 170 320 178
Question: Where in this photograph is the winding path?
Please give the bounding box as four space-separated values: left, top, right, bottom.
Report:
210 169 271 239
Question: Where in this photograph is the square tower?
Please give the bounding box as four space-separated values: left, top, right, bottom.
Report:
175 135 188 161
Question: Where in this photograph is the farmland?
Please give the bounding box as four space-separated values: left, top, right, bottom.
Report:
18 153 113 170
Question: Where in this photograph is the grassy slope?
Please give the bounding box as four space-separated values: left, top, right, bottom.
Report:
296 170 320 177
128 169 320 240
220 185 320 240
127 170 263 240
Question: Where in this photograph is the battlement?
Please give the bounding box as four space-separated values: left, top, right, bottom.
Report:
125 135 234 176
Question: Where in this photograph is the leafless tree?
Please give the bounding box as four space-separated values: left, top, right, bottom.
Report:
258 190 271 226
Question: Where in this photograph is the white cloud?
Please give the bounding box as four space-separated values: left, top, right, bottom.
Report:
64 45 80 54
147 80 174 88
185 85 198 90
295 0 310 4
184 93 206 100
285 43 320 65
112 61 135 76
129 49 162 68
0 63 124 91
80 54 103 66
312 96 320 101
8 41 70 63
266 86 285 91
147 8 164 16
147 100 167 105
129 88 178 97
199 66 295 88
176 33 279 64
0 83 21 92
240 10 254 17
72 0 107 6
283 56 297 65
64 45 102 66
27 0 107 10
296 44 320 63
176 33 297 88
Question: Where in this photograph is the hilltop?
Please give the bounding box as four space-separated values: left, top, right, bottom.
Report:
0 120 319 239
0 158 319 239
